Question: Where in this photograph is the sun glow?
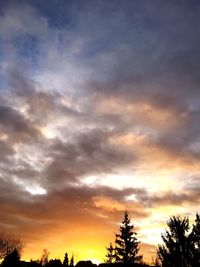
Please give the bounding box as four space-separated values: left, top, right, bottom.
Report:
22 237 107 264
25 185 47 195
82 171 180 194
41 126 57 139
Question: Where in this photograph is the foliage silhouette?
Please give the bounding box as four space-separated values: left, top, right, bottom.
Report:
157 213 200 267
63 252 69 267
105 243 115 264
106 210 142 266
0 232 24 260
1 248 20 267
190 213 200 265
70 254 74 267
1 212 199 267
115 211 142 265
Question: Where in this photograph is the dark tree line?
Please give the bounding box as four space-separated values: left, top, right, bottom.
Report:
0 212 199 267
105 211 200 267
0 241 74 267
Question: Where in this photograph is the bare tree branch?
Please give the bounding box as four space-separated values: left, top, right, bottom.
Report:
0 232 24 260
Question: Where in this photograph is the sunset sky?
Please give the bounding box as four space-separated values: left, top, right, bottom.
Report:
0 0 200 264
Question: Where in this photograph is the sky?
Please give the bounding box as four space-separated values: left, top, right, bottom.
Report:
0 0 200 264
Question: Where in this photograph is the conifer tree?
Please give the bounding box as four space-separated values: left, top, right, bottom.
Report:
189 213 200 266
63 252 69 267
70 254 74 267
115 210 142 265
157 214 200 267
192 213 200 251
105 242 115 264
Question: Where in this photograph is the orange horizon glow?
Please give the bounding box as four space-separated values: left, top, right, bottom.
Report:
12 209 199 264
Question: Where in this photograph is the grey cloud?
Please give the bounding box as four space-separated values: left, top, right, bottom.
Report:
0 2 48 40
0 105 40 142
44 129 136 189
152 109 200 161
137 186 200 208
6 65 36 97
0 178 148 236
0 140 14 160
0 1 200 259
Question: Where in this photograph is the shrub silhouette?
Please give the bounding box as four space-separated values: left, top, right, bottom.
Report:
1 248 20 267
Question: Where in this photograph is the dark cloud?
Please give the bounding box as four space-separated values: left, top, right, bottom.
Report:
0 105 40 143
137 185 200 209
0 140 14 159
0 179 148 243
43 129 136 189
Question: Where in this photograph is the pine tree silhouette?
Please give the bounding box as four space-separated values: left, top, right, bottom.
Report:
105 242 115 264
157 214 200 267
70 254 74 267
63 252 69 267
115 210 142 265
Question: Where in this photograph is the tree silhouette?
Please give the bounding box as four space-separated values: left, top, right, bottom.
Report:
115 210 142 265
0 232 24 260
70 254 74 267
1 248 20 267
189 213 200 266
157 214 200 267
63 252 69 266
105 242 115 264
40 249 50 266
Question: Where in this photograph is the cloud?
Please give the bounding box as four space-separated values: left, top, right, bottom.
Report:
0 0 200 263
0 104 39 142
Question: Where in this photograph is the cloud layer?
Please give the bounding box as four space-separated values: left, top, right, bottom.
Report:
0 0 200 263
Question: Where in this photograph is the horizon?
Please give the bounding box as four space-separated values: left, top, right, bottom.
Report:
17 212 199 264
0 0 200 264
